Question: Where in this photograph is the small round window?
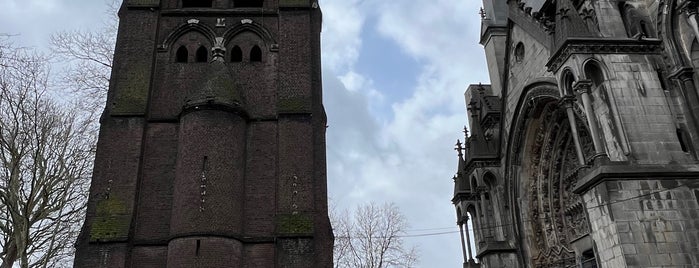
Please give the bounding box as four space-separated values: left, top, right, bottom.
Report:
514 42 525 63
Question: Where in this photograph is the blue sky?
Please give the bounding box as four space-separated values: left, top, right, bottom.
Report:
0 0 490 266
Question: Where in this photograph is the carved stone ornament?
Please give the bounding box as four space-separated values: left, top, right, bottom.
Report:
522 101 593 268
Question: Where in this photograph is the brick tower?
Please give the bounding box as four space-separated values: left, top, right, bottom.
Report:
73 0 332 267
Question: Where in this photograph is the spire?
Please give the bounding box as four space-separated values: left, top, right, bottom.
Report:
455 139 466 181
453 139 470 194
455 139 464 158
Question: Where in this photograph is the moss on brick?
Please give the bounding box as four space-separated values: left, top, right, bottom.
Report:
89 197 131 242
278 97 311 113
112 62 150 115
277 214 314 234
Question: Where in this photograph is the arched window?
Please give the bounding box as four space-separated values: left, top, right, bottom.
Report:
196 46 208 62
514 42 525 63
176 46 188 63
562 70 576 96
581 249 598 268
640 20 650 37
250 45 262 62
182 0 213 8
584 62 605 89
677 128 692 153
483 172 497 189
235 0 263 7
619 3 652 38
231 46 243 62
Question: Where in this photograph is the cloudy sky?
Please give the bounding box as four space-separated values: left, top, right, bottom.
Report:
0 0 489 266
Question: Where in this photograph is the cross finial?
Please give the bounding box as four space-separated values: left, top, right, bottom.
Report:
479 7 486 20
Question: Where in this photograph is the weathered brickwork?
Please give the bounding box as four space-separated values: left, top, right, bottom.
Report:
452 1 699 267
75 0 332 267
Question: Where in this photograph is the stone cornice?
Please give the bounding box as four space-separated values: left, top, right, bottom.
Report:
451 192 480 204
464 157 501 177
480 25 508 46
573 163 699 194
546 38 663 72
475 240 517 258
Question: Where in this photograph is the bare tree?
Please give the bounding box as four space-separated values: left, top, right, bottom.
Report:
0 37 94 268
50 0 120 113
333 202 418 268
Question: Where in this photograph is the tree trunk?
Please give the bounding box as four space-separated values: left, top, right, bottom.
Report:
1 240 18 268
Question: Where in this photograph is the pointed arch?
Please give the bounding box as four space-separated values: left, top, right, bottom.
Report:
483 172 497 189
470 175 478 191
231 46 243 62
176 45 189 63
583 60 605 87
619 2 655 38
223 22 277 48
161 23 216 51
560 68 576 96
196 46 208 62
506 83 592 266
659 0 690 66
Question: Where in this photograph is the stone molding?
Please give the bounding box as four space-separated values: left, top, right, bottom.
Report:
547 38 663 72
573 164 699 194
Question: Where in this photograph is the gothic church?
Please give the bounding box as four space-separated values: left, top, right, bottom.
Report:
453 0 699 267
74 0 332 267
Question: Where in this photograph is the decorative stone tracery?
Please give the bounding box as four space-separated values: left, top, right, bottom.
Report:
520 98 593 268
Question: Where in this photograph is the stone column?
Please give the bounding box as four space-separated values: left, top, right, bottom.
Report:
671 68 699 159
562 96 587 165
478 187 492 239
464 216 474 261
459 222 468 263
574 81 606 159
473 199 484 242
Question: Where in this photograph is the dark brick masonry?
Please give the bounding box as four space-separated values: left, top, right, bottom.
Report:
74 0 333 267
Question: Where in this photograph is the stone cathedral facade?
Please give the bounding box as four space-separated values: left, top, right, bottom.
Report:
452 0 699 267
73 0 333 267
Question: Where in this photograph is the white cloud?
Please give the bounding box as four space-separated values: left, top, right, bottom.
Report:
320 0 365 73
321 1 491 267
3 0 492 266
